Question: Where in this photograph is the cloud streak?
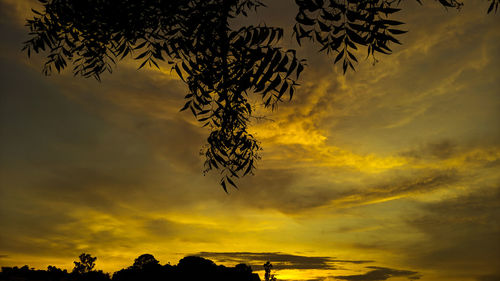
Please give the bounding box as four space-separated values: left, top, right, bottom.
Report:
196 252 372 271
335 266 420 281
403 186 500 278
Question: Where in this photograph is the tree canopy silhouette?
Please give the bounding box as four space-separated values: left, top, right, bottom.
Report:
23 0 498 190
73 253 97 274
1 253 261 281
131 254 160 270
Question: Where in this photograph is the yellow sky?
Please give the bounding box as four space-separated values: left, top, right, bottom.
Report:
0 1 499 281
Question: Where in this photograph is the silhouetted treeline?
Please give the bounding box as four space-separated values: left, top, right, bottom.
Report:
0 265 109 281
0 254 261 281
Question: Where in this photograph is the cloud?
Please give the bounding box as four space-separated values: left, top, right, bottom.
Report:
401 140 458 160
197 252 334 270
224 166 460 215
404 185 500 278
335 266 420 281
196 252 372 271
230 167 335 213
399 140 500 170
477 274 500 281
330 260 373 265
141 218 234 244
328 169 459 208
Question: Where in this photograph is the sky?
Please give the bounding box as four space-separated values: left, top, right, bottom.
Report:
0 1 499 281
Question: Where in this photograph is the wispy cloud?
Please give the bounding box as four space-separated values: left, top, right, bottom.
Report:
400 186 500 279
335 266 420 281
196 252 372 271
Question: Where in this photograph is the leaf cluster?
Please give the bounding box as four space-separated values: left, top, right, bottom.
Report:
23 0 305 190
23 0 497 190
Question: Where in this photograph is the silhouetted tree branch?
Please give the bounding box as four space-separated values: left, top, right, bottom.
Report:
23 0 497 190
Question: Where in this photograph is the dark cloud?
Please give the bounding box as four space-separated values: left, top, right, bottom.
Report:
228 168 459 214
0 194 135 259
0 1 27 57
0 46 222 205
366 170 456 194
197 252 334 270
142 218 228 244
299 278 326 281
330 170 460 208
144 218 180 238
0 220 83 259
328 169 459 208
405 186 500 277
335 266 420 281
331 260 373 264
477 274 500 281
196 252 371 271
401 140 458 160
401 140 500 168
230 167 318 212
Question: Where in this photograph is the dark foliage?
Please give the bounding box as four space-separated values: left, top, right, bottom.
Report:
0 265 109 281
73 253 97 274
263 261 276 281
23 0 497 190
131 254 159 270
0 254 261 281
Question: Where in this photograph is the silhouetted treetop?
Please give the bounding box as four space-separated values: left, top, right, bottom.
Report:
23 0 498 190
73 253 97 274
131 254 159 270
178 256 217 270
263 261 277 281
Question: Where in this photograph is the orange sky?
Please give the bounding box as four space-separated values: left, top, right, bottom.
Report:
0 1 499 281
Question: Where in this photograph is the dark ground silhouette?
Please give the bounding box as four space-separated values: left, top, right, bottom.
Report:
0 254 262 281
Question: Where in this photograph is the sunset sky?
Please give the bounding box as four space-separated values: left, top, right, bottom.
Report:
0 1 499 281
